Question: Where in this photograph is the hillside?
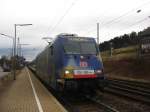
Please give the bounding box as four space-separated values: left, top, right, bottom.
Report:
101 46 138 61
102 46 150 81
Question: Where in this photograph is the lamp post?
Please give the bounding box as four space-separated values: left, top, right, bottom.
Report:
14 24 32 60
0 33 14 75
0 33 14 56
13 24 32 80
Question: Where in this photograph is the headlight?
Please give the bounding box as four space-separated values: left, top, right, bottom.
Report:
65 70 70 74
80 55 84 59
96 70 102 74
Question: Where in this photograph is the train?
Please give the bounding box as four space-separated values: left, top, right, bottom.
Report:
30 34 106 93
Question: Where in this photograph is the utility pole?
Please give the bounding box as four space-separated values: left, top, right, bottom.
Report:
19 39 21 57
17 37 20 56
17 37 22 57
13 24 17 80
97 23 99 44
110 42 113 57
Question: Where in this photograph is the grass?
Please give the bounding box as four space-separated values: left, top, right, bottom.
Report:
101 46 138 61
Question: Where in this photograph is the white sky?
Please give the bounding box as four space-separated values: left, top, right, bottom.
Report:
0 0 150 49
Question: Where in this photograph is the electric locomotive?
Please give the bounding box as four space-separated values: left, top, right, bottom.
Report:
35 34 105 92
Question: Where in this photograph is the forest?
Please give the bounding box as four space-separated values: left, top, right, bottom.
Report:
99 27 150 51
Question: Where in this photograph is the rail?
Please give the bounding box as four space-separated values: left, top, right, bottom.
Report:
105 78 150 104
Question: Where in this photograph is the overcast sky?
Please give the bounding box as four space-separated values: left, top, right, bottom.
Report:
0 0 150 49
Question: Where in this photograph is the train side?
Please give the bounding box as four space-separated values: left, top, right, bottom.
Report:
35 34 105 92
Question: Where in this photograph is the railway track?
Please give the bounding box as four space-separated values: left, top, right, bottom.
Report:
57 92 119 112
43 84 120 112
105 78 150 104
85 95 120 112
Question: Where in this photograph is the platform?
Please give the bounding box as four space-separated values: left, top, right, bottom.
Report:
0 67 67 112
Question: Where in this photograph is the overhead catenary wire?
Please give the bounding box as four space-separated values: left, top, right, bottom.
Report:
49 0 78 34
85 0 150 35
102 1 150 27
123 16 150 31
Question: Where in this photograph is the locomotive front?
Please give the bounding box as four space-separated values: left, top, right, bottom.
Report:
58 36 105 91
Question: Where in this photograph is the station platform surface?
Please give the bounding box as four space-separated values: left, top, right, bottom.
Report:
0 67 68 112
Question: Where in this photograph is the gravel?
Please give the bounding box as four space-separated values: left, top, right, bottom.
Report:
98 92 150 112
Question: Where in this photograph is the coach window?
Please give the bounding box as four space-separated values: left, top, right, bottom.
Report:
50 46 53 55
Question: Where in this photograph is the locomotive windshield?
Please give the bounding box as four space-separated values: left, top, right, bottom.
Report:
63 40 97 54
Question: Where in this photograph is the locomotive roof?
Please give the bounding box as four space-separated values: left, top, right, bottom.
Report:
34 34 96 61
57 33 94 39
57 35 95 41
